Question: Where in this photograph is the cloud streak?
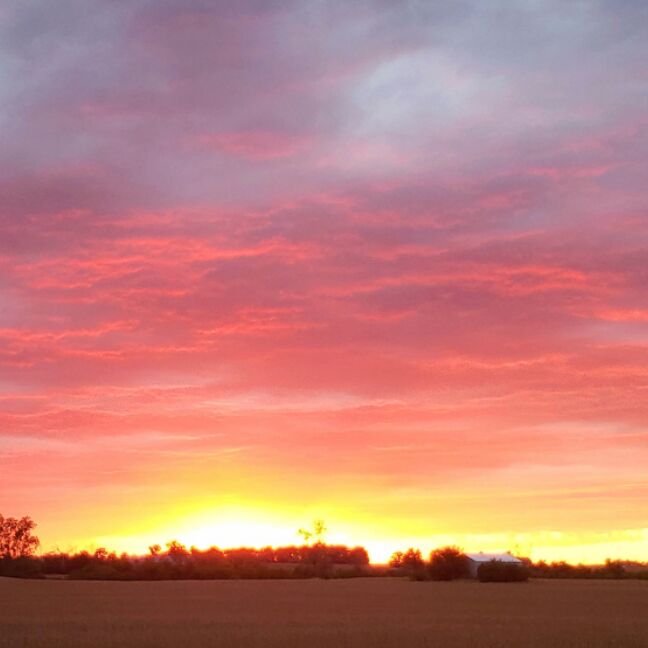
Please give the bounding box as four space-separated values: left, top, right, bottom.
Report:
1 0 647 561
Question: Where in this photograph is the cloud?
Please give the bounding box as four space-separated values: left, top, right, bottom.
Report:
0 0 647 556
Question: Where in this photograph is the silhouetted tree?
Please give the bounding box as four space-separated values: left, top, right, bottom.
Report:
399 548 424 569
298 519 327 545
0 515 40 559
389 551 405 568
313 520 327 542
348 546 369 566
165 540 189 561
603 559 625 579
298 528 312 543
429 546 469 581
389 548 425 579
478 560 529 582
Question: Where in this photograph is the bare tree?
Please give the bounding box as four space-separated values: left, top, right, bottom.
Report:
297 527 313 544
298 519 327 545
313 520 327 544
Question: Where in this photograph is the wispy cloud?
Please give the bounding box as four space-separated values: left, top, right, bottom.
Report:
1 0 647 560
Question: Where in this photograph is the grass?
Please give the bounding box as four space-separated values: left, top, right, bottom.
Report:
1 577 647 647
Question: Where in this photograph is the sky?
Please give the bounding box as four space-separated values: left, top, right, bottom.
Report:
1 0 647 564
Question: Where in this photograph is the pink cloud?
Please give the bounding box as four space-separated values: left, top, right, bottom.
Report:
1 0 647 556
192 131 313 161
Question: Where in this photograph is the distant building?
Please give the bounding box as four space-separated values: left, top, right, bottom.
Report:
465 552 523 579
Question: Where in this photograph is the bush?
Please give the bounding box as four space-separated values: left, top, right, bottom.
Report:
409 566 430 581
332 565 367 579
477 560 529 582
389 548 423 570
429 547 469 581
0 557 43 579
68 563 124 580
31 541 372 581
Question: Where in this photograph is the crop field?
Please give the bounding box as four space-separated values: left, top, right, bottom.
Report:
1 577 647 647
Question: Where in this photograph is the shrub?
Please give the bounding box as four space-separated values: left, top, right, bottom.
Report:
0 556 43 579
389 548 425 578
68 563 124 580
477 560 529 582
32 541 372 581
428 546 469 581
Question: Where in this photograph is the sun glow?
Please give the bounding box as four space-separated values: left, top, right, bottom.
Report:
3 0 648 585
49 499 648 566
174 510 302 551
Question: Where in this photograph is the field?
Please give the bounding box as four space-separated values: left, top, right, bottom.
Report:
1 577 647 647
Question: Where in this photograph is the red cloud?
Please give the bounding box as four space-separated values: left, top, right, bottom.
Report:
1 0 647 556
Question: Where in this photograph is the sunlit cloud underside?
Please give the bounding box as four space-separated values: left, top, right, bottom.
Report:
1 0 647 564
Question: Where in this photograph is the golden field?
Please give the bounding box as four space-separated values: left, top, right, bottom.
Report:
1 577 647 647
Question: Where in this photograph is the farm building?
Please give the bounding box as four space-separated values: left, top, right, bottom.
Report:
465 553 524 578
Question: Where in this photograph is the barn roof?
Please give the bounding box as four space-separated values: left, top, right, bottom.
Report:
466 552 523 564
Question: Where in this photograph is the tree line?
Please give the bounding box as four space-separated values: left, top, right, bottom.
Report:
388 546 648 582
389 546 530 582
0 515 368 580
38 541 369 581
2 514 647 581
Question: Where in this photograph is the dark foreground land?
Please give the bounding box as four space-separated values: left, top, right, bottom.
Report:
1 577 647 647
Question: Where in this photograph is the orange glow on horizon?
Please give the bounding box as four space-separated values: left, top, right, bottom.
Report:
36 503 648 566
2 1 647 575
